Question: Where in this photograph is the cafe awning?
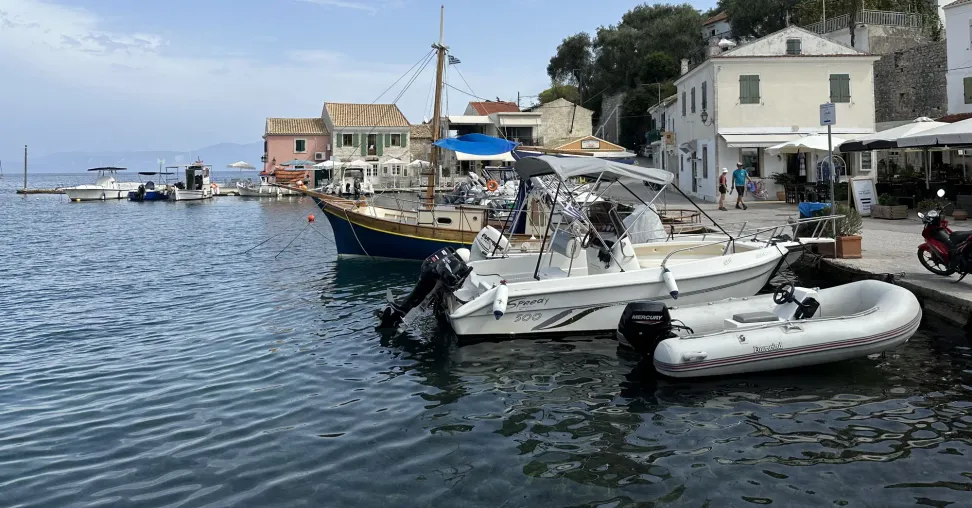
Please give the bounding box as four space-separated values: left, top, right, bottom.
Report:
720 133 803 148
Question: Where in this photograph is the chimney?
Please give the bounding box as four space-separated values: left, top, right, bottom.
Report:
680 58 689 76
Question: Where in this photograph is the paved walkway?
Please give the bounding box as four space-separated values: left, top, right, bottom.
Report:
659 191 972 326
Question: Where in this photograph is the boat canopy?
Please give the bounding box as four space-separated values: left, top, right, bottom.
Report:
514 155 673 185
434 133 519 156
87 167 126 171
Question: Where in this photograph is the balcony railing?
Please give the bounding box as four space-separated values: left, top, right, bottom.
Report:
804 9 922 35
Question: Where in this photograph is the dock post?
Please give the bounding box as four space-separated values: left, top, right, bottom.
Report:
23 145 27 189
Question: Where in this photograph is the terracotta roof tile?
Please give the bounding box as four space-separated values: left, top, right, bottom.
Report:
469 101 520 115
409 123 433 138
324 103 410 127
265 118 328 135
703 11 728 25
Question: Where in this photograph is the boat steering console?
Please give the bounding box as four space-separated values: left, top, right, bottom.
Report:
772 283 820 321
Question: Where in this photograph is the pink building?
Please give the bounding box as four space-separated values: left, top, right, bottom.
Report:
262 118 331 185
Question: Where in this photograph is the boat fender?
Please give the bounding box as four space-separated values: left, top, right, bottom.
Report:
455 248 470 263
682 352 707 362
493 281 508 320
662 268 678 299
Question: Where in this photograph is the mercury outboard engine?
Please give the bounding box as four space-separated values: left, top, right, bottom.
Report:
616 301 675 357
377 247 472 331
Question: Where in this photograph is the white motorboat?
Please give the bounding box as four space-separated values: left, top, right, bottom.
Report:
615 280 922 378
63 167 140 201
237 172 279 197
378 156 836 339
169 161 215 201
325 166 374 197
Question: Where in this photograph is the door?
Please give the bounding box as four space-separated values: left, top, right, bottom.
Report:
691 153 698 193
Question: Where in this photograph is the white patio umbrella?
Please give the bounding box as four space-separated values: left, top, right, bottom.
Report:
898 118 972 148
314 160 334 169
346 159 368 169
383 158 404 165
227 161 256 170
408 159 430 167
767 134 848 154
839 117 946 151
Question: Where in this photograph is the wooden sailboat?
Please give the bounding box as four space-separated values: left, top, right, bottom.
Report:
299 6 538 260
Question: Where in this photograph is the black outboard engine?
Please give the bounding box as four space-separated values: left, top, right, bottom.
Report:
616 301 674 357
377 247 472 330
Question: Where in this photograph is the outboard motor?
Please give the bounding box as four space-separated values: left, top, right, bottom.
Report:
377 247 472 330
616 301 674 357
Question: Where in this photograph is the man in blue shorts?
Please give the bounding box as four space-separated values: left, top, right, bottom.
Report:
730 162 753 210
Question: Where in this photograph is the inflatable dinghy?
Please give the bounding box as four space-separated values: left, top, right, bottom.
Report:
616 280 921 378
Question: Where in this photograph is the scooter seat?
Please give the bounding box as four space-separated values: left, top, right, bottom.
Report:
950 230 972 244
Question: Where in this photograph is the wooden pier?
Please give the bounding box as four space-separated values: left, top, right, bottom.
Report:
16 188 64 195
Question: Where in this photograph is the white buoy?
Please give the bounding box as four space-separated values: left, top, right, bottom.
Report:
492 280 509 320
662 268 678 299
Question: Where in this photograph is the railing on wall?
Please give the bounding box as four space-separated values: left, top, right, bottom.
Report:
804 10 922 35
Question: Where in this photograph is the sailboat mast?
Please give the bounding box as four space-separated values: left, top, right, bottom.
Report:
426 4 446 205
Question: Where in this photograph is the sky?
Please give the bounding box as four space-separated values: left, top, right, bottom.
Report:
0 0 717 161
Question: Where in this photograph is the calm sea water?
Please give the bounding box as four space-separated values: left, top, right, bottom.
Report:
1 173 971 507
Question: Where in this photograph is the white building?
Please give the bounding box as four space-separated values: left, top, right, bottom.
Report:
322 102 413 186
946 0 972 115
702 11 731 40
647 94 679 181
672 26 879 202
442 101 541 175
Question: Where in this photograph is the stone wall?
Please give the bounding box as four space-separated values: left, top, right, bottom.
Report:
596 92 625 144
874 40 947 126
534 98 593 147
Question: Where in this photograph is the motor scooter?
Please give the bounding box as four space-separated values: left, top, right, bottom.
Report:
917 188 972 281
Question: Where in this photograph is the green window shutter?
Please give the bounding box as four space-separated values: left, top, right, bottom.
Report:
385 133 391 146
377 133 383 156
402 132 407 148
336 132 342 147
965 77 972 104
751 76 760 103
829 75 837 103
841 75 851 102
352 133 359 150
740 75 759 104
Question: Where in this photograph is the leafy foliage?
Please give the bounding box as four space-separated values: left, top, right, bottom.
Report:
877 193 897 206
538 84 581 105
834 203 863 237
718 0 800 38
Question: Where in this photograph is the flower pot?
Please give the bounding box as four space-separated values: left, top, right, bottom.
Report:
776 190 786 201
953 209 968 221
871 204 908 220
817 235 862 259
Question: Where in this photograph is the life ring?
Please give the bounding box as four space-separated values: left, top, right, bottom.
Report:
486 179 499 192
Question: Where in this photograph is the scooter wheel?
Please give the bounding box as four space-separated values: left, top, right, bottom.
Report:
917 247 955 276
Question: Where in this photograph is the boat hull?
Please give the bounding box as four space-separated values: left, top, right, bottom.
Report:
171 189 212 201
65 188 127 201
651 281 922 378
237 184 277 197
315 197 470 259
446 245 787 338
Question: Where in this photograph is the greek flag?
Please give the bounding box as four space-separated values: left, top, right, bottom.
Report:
448 55 461 65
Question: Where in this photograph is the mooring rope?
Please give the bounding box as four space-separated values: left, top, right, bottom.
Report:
343 208 372 259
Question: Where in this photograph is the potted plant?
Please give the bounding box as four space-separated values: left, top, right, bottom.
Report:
871 193 908 220
770 172 794 201
818 203 863 259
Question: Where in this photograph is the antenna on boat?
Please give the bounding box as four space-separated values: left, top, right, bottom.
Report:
426 4 446 207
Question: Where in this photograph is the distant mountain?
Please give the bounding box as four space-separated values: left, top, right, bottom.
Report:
14 142 264 173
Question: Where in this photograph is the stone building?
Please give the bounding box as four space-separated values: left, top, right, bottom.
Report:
874 40 947 130
595 92 625 145
409 123 432 162
523 98 593 147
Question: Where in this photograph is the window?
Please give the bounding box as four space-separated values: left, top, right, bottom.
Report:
294 139 306 153
661 112 666 130
390 134 402 146
691 87 696 114
861 151 873 171
786 38 802 55
830 74 851 103
342 133 353 146
739 75 760 104
682 91 686 116
702 145 708 179
436 217 453 225
383 164 389 175
964 77 972 104
367 134 377 156
740 148 761 177
368 164 379 177
701 82 707 111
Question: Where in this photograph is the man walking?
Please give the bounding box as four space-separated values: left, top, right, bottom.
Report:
730 162 753 210
717 168 729 211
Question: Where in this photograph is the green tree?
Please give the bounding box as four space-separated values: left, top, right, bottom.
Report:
546 32 594 91
538 83 581 105
718 0 801 38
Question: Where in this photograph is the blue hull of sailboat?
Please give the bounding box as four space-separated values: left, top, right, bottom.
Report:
312 197 469 260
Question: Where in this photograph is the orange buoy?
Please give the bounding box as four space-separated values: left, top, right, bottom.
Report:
308 214 315 223
486 179 499 192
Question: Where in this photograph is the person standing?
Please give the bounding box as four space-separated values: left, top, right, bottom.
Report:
717 168 729 211
730 162 753 210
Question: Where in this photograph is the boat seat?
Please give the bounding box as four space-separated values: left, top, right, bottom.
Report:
732 311 781 323
538 266 569 279
950 230 972 244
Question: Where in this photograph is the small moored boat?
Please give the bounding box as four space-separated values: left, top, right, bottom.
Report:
616 280 922 378
63 167 140 201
